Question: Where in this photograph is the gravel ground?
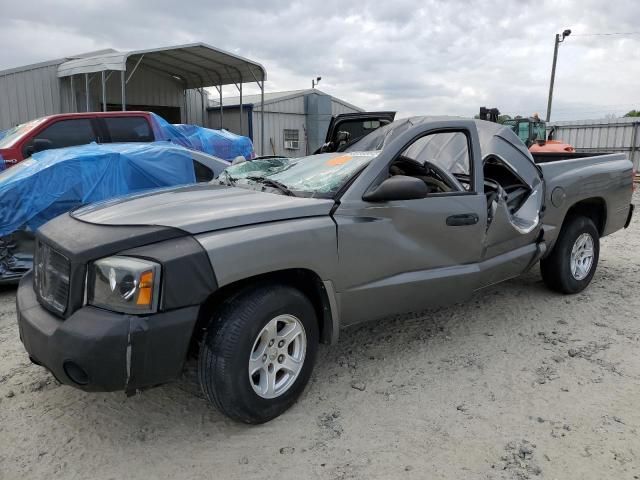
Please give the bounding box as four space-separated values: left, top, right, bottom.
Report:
1 192 638 480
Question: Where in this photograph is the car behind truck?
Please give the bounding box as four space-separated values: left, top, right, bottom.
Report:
16 117 634 423
0 111 253 169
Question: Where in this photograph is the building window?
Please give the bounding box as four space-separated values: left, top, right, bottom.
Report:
283 129 300 150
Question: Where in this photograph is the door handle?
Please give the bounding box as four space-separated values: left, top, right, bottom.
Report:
446 213 479 226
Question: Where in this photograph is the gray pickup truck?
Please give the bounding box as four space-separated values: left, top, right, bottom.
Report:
16 117 634 423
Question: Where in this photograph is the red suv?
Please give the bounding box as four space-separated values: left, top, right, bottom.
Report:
0 111 160 168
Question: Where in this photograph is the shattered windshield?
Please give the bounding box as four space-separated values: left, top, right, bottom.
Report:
219 151 381 198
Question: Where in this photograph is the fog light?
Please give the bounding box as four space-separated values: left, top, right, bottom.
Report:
63 361 89 385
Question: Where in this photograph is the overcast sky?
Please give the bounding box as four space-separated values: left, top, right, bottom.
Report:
2 0 639 120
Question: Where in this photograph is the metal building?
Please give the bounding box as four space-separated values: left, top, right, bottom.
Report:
549 117 640 170
0 43 268 152
207 89 363 156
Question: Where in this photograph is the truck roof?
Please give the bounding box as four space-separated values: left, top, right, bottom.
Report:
354 116 538 186
31 111 153 122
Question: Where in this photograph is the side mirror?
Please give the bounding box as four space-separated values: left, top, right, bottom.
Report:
33 138 53 153
363 175 428 202
25 138 53 157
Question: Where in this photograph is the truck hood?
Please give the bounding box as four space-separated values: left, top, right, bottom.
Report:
71 184 335 234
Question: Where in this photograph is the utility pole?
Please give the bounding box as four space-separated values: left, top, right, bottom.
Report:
546 29 571 122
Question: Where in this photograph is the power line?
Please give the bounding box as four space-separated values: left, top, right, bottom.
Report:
499 105 638 116
500 106 639 116
544 103 640 113
571 32 640 37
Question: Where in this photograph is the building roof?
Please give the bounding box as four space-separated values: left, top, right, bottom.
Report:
56 43 266 89
208 88 363 112
549 116 640 126
0 49 118 77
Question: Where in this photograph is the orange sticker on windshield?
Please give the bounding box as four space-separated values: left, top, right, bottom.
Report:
326 155 352 166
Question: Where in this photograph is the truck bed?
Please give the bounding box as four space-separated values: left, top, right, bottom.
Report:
532 151 614 163
538 152 633 249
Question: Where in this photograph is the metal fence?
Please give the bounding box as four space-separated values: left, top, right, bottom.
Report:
549 117 640 170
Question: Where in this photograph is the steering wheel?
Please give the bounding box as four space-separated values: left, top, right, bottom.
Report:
422 160 464 192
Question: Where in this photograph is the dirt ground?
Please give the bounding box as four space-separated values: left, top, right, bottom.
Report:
1 193 638 480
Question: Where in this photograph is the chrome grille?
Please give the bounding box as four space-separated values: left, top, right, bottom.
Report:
34 240 70 315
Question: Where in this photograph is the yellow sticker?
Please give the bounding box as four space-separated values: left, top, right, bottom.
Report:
326 155 352 166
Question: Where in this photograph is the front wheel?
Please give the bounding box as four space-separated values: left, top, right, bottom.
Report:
198 284 318 424
540 215 600 294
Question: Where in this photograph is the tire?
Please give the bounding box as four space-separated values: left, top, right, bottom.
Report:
540 215 600 294
198 284 318 424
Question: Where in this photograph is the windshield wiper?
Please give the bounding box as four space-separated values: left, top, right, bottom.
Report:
246 176 296 196
219 173 237 186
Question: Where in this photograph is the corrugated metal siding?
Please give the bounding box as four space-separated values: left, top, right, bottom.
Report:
331 99 361 115
252 111 306 157
259 96 305 114
0 62 193 129
252 96 306 156
251 96 358 156
549 117 640 170
207 108 245 133
103 65 183 109
185 88 208 126
0 64 62 130
208 92 363 156
209 100 306 156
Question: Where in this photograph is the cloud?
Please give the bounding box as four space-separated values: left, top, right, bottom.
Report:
1 0 638 120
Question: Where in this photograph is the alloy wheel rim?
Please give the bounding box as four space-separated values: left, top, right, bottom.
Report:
570 232 594 281
248 314 306 399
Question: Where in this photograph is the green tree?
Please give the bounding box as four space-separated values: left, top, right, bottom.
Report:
624 110 640 117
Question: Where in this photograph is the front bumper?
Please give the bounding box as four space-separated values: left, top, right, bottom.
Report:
17 272 199 393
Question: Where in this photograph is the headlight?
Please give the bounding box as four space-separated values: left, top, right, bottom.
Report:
87 256 161 314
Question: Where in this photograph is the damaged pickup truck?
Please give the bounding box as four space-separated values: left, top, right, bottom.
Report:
17 117 634 423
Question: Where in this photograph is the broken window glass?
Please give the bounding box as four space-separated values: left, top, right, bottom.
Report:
483 155 542 235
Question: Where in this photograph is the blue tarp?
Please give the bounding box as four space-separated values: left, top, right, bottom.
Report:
0 142 197 236
151 114 254 161
172 124 254 161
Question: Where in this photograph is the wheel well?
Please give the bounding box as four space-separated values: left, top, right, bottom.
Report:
189 269 335 356
564 197 606 235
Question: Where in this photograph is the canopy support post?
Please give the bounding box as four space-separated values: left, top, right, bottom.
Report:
183 90 188 123
260 80 264 156
101 71 106 112
121 70 126 111
239 80 243 136
85 73 89 111
70 75 75 112
248 68 266 155
215 86 223 129
200 88 205 127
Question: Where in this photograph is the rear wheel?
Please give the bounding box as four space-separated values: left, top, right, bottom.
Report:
541 215 600 294
198 284 318 424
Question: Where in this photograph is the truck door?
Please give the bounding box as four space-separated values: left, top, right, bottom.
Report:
21 118 99 158
333 125 487 326
479 151 544 286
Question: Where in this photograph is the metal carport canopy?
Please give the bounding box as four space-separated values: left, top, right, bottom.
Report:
56 43 267 151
